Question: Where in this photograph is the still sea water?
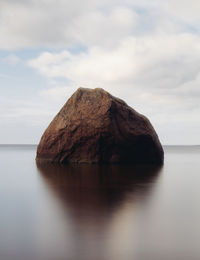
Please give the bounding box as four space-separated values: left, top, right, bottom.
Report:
0 145 200 260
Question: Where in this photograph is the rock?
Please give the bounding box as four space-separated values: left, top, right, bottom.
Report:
36 88 164 164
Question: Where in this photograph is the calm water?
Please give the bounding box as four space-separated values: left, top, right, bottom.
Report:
0 145 200 260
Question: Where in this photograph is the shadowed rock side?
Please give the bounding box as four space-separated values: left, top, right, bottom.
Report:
36 88 164 164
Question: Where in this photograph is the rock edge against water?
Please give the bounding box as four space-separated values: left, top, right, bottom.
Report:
36 88 164 164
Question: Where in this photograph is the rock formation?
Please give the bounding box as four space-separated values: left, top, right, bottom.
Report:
36 88 164 164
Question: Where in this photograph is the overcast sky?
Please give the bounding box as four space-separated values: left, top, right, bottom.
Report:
0 0 200 144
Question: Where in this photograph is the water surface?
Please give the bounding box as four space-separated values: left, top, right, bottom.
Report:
0 145 200 260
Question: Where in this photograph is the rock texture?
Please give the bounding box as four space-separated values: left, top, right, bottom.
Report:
36 88 164 164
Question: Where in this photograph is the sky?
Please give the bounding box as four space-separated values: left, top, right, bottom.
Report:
0 0 200 145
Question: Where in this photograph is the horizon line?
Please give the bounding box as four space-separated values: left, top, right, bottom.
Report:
0 144 200 147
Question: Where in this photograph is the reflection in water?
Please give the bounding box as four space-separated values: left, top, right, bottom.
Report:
37 163 162 217
37 163 162 260
2 146 200 260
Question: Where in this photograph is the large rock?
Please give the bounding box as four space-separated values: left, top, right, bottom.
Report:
36 88 164 164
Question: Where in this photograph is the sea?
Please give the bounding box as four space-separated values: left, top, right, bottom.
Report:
0 144 200 260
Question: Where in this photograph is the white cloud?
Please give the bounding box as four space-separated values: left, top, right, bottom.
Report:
1 0 200 144
28 32 200 95
27 31 200 144
166 0 200 24
73 7 139 48
1 0 200 50
0 1 139 49
0 0 91 49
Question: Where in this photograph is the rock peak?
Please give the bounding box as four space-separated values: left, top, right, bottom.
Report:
76 87 105 93
72 87 110 101
36 88 164 164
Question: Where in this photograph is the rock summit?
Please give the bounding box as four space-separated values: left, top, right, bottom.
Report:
36 88 164 164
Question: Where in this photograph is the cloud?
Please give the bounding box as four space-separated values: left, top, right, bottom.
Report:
1 0 200 144
27 30 200 145
166 0 200 24
0 1 139 49
28 32 200 96
1 0 200 50
0 0 91 49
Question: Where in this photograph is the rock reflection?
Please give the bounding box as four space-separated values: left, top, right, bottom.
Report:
37 163 162 260
37 163 162 218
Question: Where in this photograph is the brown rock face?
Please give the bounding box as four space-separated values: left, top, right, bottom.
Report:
36 88 164 164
